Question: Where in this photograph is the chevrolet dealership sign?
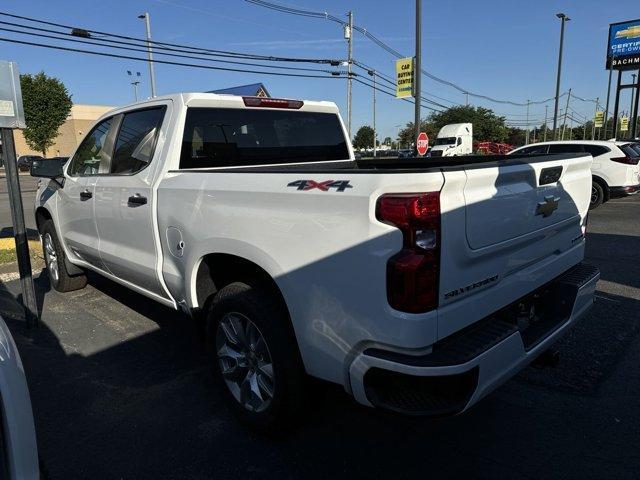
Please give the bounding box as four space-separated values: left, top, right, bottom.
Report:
607 19 640 69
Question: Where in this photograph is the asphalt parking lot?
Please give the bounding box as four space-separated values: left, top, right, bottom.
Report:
0 184 638 479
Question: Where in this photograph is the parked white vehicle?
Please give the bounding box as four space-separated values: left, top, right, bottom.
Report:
509 140 640 209
32 93 598 430
0 315 39 479
429 123 473 157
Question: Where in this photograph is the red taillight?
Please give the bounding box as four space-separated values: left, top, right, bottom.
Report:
610 156 639 165
376 193 440 313
242 96 304 109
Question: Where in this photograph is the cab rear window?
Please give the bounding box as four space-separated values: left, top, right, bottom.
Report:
180 108 349 169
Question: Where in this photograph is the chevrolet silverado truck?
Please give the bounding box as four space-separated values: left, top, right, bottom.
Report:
31 93 599 430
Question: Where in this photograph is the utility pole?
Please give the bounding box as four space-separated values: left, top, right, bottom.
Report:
464 92 469 106
603 68 613 139
543 105 548 141
368 70 377 156
553 13 570 140
414 0 422 153
345 11 353 139
562 88 572 140
525 100 530 145
138 12 157 98
591 97 599 140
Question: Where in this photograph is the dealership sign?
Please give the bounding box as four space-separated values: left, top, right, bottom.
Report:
395 57 413 98
606 19 640 69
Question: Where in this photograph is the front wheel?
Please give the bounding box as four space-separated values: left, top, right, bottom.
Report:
40 220 87 292
206 282 305 431
589 182 604 210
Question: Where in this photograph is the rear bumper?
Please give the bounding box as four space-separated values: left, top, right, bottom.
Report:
609 184 639 198
348 263 599 416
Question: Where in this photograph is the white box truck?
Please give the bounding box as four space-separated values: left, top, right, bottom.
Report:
430 123 473 157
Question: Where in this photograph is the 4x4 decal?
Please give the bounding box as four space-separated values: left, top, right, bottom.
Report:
287 180 353 192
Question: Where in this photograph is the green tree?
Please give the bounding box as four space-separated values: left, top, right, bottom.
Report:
353 125 374 149
383 136 392 145
20 72 72 156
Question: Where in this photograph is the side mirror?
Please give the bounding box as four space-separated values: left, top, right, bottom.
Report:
30 158 65 179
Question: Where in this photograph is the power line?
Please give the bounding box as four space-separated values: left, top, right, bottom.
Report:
0 10 339 64
0 36 345 79
245 0 585 107
0 23 340 74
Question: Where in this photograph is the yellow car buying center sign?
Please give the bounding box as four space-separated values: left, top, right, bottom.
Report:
396 57 414 98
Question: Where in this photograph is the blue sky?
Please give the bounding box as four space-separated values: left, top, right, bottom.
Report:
2 0 638 140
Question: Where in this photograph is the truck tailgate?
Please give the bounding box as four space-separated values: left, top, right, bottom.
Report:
437 154 592 339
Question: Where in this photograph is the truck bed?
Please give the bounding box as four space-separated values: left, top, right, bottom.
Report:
171 153 585 174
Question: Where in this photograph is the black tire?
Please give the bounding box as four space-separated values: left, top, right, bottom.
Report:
589 181 604 210
40 219 87 292
206 282 305 432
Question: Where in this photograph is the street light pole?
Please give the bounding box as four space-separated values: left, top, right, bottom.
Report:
127 71 141 102
591 97 599 140
603 68 613 139
345 11 353 139
414 0 422 153
525 100 530 145
553 13 570 140
138 12 157 98
630 73 637 139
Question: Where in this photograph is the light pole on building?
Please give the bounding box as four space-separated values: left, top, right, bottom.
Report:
552 13 570 140
138 12 157 98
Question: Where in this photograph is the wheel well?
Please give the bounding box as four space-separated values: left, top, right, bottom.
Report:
195 253 288 315
35 207 52 233
592 176 609 202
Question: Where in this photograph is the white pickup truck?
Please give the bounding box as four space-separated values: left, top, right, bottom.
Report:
31 93 599 430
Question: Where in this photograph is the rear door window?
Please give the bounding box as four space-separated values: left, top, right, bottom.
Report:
582 145 610 157
548 144 584 154
111 107 165 174
180 108 349 168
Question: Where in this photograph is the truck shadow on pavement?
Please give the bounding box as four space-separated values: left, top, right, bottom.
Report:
0 245 637 478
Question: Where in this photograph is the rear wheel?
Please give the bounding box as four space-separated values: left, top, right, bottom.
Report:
40 220 87 292
589 182 604 210
206 282 305 431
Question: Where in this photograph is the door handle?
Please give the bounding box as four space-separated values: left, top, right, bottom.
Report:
80 189 92 201
128 194 147 206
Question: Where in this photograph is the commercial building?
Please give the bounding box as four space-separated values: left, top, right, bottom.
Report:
14 104 114 157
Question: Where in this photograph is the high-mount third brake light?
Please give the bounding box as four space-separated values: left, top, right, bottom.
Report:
242 97 304 109
376 192 441 314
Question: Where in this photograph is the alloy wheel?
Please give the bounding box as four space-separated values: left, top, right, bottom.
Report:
43 233 59 284
216 312 275 412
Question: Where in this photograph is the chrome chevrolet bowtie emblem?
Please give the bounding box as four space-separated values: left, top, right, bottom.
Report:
536 195 560 217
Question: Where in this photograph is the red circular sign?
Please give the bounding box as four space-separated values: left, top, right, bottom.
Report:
416 132 429 156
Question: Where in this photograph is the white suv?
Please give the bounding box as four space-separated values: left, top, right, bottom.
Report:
509 140 640 209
